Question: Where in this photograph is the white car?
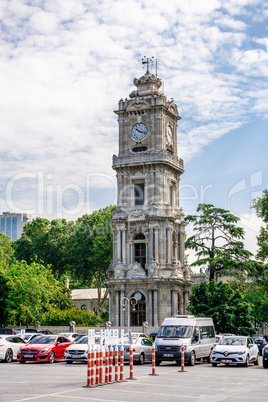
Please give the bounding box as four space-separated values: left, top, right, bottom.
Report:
211 336 259 367
64 336 103 363
58 332 81 342
0 335 26 362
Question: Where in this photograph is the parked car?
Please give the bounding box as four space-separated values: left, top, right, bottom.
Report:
17 335 72 363
22 329 53 335
64 335 103 363
0 335 26 362
253 337 267 356
123 336 153 364
19 333 40 343
0 328 20 335
58 332 81 342
211 336 259 367
263 344 268 368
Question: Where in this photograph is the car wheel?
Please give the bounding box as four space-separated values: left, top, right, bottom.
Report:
66 360 73 364
5 348 13 363
187 351 195 366
254 353 259 365
138 353 145 365
49 351 55 364
155 360 161 366
207 350 212 364
263 359 268 368
243 354 249 367
212 363 218 367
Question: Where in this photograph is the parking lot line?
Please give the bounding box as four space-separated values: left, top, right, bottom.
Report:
11 388 84 402
101 387 205 399
134 381 223 391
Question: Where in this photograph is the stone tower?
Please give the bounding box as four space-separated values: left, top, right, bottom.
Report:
107 60 191 328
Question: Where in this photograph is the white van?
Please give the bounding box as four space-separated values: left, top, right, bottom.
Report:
155 315 216 366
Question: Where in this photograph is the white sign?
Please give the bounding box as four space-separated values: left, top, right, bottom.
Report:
88 329 95 346
120 329 124 345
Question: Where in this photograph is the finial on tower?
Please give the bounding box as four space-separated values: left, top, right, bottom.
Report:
142 56 158 77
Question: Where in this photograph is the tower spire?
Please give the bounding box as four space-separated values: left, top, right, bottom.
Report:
142 56 156 75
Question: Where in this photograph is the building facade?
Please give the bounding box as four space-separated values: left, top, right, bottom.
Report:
106 63 192 327
0 212 32 240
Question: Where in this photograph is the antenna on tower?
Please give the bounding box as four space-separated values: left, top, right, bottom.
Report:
142 56 156 75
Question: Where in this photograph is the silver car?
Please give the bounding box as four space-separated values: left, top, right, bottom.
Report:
123 336 153 365
212 336 259 367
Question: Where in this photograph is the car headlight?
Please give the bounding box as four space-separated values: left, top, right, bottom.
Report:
237 351 245 355
212 350 217 354
39 348 49 353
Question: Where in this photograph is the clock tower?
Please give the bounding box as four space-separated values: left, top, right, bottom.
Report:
107 59 191 328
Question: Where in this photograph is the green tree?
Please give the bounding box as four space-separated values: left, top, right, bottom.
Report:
185 204 254 281
253 189 268 264
14 218 74 278
0 260 72 326
0 233 14 266
188 280 254 335
67 206 114 313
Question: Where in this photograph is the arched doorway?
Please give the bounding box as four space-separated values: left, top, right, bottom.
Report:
133 233 146 268
130 292 146 326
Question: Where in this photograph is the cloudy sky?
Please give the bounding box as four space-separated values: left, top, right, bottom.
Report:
0 0 267 256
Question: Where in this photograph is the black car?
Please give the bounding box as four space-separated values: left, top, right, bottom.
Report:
263 345 268 368
254 337 267 356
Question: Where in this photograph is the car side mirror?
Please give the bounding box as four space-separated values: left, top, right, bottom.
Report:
248 343 253 348
56 342 60 345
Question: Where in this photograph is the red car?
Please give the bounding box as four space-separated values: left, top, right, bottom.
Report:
17 335 72 363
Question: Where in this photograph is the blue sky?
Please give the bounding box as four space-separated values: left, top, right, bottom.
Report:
0 0 267 256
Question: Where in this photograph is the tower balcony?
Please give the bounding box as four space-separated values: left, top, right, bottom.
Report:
112 150 184 172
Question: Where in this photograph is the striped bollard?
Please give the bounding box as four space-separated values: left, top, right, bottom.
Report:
91 348 96 385
149 343 159 376
99 346 104 384
114 345 119 382
105 346 109 383
126 345 137 380
120 345 124 381
109 346 113 383
181 345 185 372
95 346 100 385
86 345 92 386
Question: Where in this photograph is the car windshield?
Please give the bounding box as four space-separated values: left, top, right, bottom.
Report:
75 336 88 344
158 325 193 338
255 337 265 342
219 337 246 346
29 336 56 344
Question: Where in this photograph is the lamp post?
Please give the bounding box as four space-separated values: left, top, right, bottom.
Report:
121 296 137 329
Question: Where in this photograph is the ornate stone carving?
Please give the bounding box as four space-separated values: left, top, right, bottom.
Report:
147 259 158 278
126 262 147 279
114 261 125 279
128 209 146 221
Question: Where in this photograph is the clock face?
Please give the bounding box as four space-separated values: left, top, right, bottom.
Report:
167 125 173 144
134 292 142 301
131 123 148 141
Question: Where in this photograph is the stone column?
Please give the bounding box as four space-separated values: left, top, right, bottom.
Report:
115 290 119 327
109 291 113 323
179 291 184 315
167 228 171 264
120 289 125 326
148 289 153 326
172 290 178 317
130 243 133 264
122 228 126 264
149 227 154 260
179 230 184 265
153 289 158 327
117 230 121 261
184 292 189 314
155 227 159 262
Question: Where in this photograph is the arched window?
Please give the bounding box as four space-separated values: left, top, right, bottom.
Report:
134 233 146 268
130 292 146 326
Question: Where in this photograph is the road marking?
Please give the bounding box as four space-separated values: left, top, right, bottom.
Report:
102 388 205 399
134 382 224 391
11 388 84 402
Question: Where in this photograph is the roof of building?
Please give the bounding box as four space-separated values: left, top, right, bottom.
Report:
71 288 108 301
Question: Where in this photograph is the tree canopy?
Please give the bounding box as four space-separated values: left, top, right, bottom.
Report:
253 189 268 265
188 280 254 335
185 204 255 280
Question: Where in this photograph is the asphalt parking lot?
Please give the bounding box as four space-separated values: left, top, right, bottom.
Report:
0 360 268 402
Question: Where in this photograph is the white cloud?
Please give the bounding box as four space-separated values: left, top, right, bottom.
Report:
0 0 267 219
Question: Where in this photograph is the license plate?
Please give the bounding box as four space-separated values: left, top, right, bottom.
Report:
221 359 231 363
24 355 34 358
163 354 173 357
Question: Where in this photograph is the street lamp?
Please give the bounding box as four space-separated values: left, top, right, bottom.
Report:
121 296 137 329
